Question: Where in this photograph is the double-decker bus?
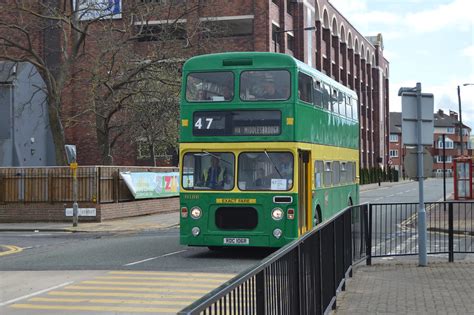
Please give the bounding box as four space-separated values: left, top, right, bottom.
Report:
179 52 359 249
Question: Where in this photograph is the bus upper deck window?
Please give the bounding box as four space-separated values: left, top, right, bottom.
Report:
186 72 234 102
240 70 290 101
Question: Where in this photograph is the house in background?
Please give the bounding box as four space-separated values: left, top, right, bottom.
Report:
0 62 56 166
389 109 472 178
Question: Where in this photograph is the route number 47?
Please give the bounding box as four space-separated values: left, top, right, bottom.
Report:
195 117 213 129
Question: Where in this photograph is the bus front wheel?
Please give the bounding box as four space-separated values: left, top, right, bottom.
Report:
313 206 322 226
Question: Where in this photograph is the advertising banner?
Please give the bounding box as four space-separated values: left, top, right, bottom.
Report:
120 172 180 199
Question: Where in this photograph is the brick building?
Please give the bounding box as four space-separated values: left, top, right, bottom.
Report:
0 0 390 168
389 110 472 177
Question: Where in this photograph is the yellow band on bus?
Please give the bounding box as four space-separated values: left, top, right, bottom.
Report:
216 198 257 204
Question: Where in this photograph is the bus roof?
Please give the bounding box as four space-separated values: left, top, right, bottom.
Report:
183 52 297 71
183 52 356 98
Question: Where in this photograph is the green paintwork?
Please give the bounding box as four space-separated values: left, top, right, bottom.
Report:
180 192 299 248
180 52 359 149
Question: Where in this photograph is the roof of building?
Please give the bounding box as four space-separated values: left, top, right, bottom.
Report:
390 110 472 131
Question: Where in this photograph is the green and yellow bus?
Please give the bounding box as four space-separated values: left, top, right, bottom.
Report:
179 52 359 248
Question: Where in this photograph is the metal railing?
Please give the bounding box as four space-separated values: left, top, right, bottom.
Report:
368 201 474 264
178 204 368 315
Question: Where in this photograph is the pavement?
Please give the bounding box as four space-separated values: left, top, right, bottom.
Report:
334 256 474 314
0 211 179 233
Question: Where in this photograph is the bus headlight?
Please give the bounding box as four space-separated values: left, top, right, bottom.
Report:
190 207 202 219
273 228 283 239
271 208 284 221
192 227 200 237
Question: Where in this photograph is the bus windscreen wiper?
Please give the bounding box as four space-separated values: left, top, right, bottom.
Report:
264 150 282 178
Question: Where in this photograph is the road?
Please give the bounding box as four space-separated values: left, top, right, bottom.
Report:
0 228 272 314
0 178 458 314
360 177 453 204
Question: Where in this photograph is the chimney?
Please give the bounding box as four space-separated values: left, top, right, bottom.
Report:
437 109 444 116
449 110 458 121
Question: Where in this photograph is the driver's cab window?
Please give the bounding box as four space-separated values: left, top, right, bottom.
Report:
182 152 235 190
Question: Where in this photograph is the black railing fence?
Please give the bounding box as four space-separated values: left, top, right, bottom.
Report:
368 201 474 264
179 201 473 314
178 204 368 315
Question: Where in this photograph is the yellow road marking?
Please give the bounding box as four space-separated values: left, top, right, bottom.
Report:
94 276 228 283
109 271 235 279
30 297 191 306
400 203 437 228
10 304 180 313
65 285 209 294
81 280 217 289
49 290 202 300
0 245 23 257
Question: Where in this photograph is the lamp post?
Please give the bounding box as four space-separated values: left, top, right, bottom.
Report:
273 26 316 53
457 83 474 156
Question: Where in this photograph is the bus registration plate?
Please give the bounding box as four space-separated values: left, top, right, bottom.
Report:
223 238 249 245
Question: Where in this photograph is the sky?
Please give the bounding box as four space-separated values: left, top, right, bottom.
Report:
329 0 474 130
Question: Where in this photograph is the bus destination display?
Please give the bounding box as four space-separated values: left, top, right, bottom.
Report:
193 110 281 136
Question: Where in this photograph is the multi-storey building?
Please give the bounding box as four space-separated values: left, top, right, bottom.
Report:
389 110 472 177
0 0 390 167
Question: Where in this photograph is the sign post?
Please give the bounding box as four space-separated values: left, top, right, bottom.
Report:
65 145 79 227
399 83 434 267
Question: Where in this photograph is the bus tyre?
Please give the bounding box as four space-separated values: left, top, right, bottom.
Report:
314 207 321 226
208 246 223 251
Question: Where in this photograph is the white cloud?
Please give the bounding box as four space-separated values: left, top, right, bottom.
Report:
405 0 474 33
462 45 474 58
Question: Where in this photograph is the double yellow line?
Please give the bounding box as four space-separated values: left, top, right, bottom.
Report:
0 245 23 257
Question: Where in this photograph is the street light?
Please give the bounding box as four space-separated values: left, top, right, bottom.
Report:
457 83 474 156
273 26 316 53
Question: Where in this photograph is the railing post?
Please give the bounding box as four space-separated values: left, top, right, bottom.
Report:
448 202 454 262
97 167 101 204
114 169 119 203
0 174 4 204
297 245 302 315
256 272 265 314
365 203 372 266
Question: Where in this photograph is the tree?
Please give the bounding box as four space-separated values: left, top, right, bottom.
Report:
0 0 120 164
0 0 229 165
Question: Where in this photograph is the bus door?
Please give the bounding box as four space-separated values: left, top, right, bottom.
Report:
298 150 312 235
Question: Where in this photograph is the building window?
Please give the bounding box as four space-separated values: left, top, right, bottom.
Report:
136 22 187 42
286 0 292 14
436 137 454 149
200 17 254 38
389 150 398 158
287 33 295 53
272 24 281 52
435 155 452 163
389 134 398 142
446 127 455 134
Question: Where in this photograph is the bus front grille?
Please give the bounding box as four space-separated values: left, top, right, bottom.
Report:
215 207 258 230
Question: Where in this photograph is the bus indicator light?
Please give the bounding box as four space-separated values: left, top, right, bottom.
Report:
181 207 188 218
287 208 295 220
